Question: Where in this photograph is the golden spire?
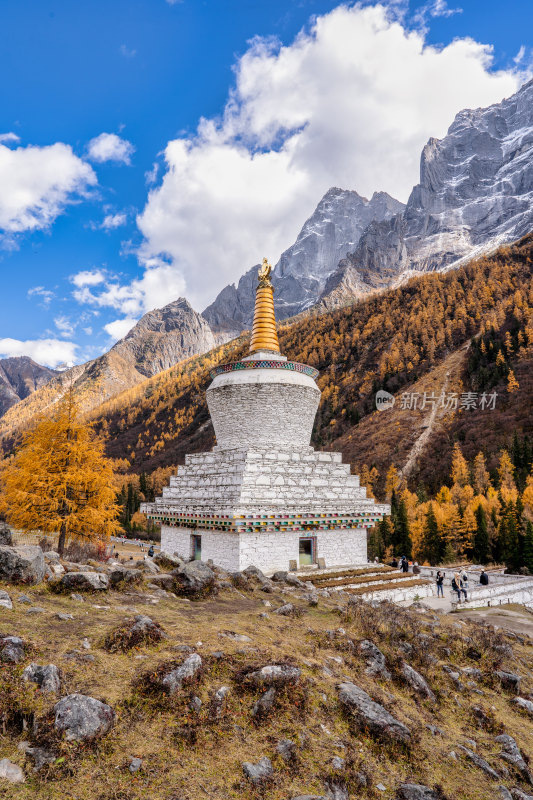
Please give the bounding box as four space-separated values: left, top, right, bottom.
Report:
249 257 280 354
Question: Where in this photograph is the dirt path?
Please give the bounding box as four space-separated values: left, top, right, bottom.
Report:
399 342 470 481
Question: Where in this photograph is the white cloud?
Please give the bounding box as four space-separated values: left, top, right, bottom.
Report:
104 317 138 342
134 2 523 310
120 44 137 58
70 269 107 288
0 337 78 369
0 132 20 145
54 315 76 338
0 142 96 238
72 260 185 317
28 286 55 307
101 212 128 230
87 133 135 165
145 163 159 185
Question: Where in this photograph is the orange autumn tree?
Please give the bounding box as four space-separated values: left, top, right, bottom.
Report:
0 388 119 554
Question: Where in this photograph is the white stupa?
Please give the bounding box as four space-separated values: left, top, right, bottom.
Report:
142 259 389 573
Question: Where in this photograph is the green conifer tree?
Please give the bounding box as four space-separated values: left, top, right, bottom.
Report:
420 503 443 565
523 522 533 575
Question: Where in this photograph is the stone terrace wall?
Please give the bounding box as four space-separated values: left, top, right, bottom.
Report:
451 576 533 610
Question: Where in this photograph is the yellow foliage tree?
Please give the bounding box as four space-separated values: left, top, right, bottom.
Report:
507 369 519 393
451 443 470 487
0 389 120 554
473 452 491 495
359 464 379 499
498 449 517 499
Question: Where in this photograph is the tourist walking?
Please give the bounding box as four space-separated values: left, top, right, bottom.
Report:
480 569 489 585
401 556 409 573
436 570 444 597
460 570 468 601
451 573 461 603
148 544 155 558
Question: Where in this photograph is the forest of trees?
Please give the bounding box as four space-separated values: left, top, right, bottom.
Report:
366 436 533 572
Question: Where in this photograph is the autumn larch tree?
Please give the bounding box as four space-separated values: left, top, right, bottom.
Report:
0 388 119 555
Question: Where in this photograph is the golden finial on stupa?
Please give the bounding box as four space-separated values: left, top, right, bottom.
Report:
249 257 280 355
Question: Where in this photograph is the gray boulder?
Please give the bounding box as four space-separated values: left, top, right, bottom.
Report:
146 573 175 590
496 734 532 784
242 756 273 785
0 635 26 663
0 523 12 546
457 745 500 780
129 757 142 774
396 785 442 800
512 697 533 716
109 567 142 587
359 639 391 680
171 561 216 598
209 685 230 720
25 746 57 772
510 791 533 800
153 551 184 570
273 603 296 616
277 738 297 763
58 572 109 592
0 544 45 585
161 653 202 695
496 670 522 694
252 687 277 719
54 693 115 741
401 661 435 701
247 664 301 688
23 663 61 693
0 589 13 609
337 682 411 745
0 758 25 784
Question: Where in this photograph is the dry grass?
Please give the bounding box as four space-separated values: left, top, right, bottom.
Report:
0 578 532 800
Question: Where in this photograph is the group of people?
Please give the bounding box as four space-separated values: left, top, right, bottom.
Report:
436 568 489 602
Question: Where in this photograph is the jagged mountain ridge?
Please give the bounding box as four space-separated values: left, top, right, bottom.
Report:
0 299 216 429
202 188 405 334
338 78 533 288
0 357 59 417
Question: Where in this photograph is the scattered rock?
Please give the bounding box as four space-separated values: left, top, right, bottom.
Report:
247 664 301 688
337 681 411 745
0 544 45 585
0 758 25 784
22 663 61 693
331 756 345 771
161 653 202 694
0 635 26 663
17 594 32 604
56 572 109 592
499 788 513 800
219 630 252 643
171 561 216 598
252 687 277 719
462 667 482 680
26 606 46 615
496 734 532 784
512 697 533 716
457 745 500 780
273 602 298 616
70 593 84 602
0 589 13 609
209 686 230 720
54 693 115 741
146 573 175 591
323 778 349 800
129 757 142 774
25 746 57 772
290 796 327 800
277 738 297 763
396 785 443 800
242 756 274 786
104 615 166 652
496 671 522 694
109 567 142 587
401 662 435 700
359 640 391 680
55 612 74 621
153 551 184 570
510 791 533 800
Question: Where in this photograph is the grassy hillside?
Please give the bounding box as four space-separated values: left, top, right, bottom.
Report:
2 570 533 800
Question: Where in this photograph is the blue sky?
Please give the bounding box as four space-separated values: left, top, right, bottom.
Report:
0 0 531 367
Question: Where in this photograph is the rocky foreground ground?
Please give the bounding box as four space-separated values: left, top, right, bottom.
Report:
0 542 533 800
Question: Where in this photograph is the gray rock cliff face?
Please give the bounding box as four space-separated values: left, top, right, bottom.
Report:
350 78 533 279
203 188 404 334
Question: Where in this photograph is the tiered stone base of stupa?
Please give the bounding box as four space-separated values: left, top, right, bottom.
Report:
144 446 388 574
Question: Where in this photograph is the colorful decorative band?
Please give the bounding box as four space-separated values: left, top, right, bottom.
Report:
144 509 384 533
209 359 319 380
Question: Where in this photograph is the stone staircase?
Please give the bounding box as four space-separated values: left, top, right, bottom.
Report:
296 564 434 602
